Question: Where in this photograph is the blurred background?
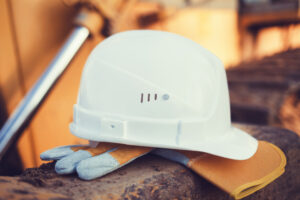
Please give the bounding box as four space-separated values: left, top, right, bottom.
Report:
1 0 300 174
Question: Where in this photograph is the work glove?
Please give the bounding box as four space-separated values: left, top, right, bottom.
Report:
153 141 286 199
40 142 152 180
41 140 286 199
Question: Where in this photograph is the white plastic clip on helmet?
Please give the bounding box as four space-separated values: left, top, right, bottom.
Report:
70 30 258 160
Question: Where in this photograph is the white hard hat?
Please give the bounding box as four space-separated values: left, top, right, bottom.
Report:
70 30 258 160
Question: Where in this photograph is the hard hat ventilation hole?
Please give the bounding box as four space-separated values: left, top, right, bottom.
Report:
162 94 169 101
148 94 150 102
155 94 157 100
140 93 144 103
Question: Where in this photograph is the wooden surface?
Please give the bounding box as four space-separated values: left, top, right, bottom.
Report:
0 0 101 168
0 124 299 200
0 0 81 168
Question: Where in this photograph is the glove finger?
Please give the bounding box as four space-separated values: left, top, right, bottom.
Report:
55 150 92 174
77 145 152 180
55 142 119 175
40 145 87 161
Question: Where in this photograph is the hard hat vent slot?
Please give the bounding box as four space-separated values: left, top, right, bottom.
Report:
140 93 159 103
140 93 144 103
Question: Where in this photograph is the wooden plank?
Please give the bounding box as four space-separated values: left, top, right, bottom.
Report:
0 0 36 167
7 0 80 167
0 0 23 113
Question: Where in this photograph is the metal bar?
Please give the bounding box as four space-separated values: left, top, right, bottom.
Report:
0 26 90 160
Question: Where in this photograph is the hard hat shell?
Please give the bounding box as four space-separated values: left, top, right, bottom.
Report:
70 30 258 160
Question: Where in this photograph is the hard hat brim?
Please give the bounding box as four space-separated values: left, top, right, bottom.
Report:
70 123 258 160
185 126 258 160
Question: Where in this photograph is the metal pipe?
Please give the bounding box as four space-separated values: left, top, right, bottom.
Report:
0 26 90 160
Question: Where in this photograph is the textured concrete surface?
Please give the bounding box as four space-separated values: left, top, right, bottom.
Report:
0 124 299 200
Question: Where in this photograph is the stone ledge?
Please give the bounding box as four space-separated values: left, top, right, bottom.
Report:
0 124 299 200
228 49 300 135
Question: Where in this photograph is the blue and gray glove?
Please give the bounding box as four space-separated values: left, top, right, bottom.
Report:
40 142 151 180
